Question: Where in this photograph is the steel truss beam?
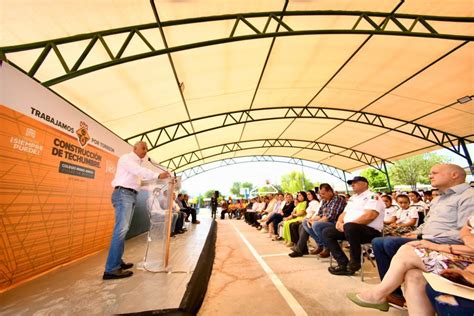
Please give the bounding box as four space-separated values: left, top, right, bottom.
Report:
149 0 205 167
1 11 472 86
160 138 388 173
127 106 472 162
178 155 346 182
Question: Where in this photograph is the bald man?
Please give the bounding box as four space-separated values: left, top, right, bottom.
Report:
372 163 474 307
103 141 170 280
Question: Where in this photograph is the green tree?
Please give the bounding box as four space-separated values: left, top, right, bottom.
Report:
256 183 282 194
360 168 388 191
190 194 204 207
241 182 254 191
229 181 254 197
389 153 449 190
204 189 216 198
202 190 223 205
230 181 242 197
241 182 254 198
258 185 276 194
280 171 316 193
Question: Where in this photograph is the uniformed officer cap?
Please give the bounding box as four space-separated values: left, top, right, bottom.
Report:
347 176 368 185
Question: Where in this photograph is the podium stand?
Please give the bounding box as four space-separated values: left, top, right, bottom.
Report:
137 176 181 272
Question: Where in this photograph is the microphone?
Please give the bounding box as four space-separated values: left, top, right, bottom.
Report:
148 157 168 172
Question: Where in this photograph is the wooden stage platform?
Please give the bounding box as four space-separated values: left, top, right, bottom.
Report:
0 216 215 315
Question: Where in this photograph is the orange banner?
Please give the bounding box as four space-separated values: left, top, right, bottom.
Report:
0 105 118 291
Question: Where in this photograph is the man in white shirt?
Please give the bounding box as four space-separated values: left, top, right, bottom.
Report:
103 141 170 280
322 176 385 276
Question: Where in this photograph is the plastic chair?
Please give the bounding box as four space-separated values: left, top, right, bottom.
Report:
360 243 376 281
329 241 376 281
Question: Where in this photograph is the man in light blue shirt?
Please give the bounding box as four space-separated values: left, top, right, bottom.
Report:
372 163 473 306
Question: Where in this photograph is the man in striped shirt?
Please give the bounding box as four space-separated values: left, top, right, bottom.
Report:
289 183 346 258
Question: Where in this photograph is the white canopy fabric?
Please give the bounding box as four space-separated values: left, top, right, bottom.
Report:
1 0 473 174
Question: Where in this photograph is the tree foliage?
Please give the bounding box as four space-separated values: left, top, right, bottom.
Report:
203 189 216 198
190 194 204 207
258 184 278 194
230 182 241 196
229 181 254 197
241 182 253 190
280 171 316 194
389 153 449 190
360 168 388 191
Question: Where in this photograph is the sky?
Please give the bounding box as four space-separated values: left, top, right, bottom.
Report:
179 144 474 197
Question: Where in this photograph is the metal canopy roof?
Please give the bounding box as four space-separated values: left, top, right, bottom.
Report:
1 0 473 177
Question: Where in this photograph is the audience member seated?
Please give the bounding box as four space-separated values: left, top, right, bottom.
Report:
382 194 399 225
288 190 319 250
425 215 474 315
347 217 474 315
262 193 285 236
220 198 229 220
391 191 400 206
227 201 237 219
425 281 474 316
171 192 186 235
322 176 385 276
244 197 258 224
238 199 248 219
281 192 307 246
342 193 351 203
383 194 418 237
176 193 200 224
148 188 179 237
182 194 200 224
229 199 246 219
250 196 266 225
409 190 429 225
289 183 346 258
372 163 473 307
227 197 235 218
242 198 253 220
423 190 434 209
257 194 277 229
252 196 269 227
271 193 295 240
257 196 267 211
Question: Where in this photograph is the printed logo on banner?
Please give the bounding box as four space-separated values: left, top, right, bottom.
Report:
76 121 90 147
25 128 36 139
75 120 116 154
10 127 44 155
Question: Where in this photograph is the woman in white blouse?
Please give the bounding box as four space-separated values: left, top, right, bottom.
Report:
288 190 320 247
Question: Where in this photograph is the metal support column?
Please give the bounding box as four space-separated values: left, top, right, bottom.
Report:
460 139 474 175
301 164 306 191
343 171 349 194
383 160 392 192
